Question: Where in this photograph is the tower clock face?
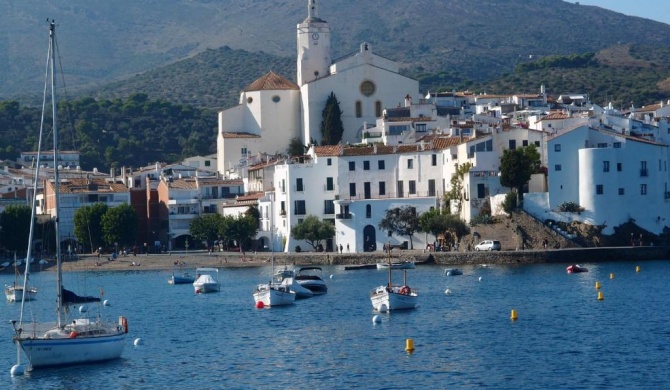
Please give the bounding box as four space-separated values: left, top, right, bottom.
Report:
312 33 319 40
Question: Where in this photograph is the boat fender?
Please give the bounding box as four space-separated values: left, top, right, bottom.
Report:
121 317 129 333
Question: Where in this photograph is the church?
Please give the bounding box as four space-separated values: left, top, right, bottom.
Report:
216 0 420 175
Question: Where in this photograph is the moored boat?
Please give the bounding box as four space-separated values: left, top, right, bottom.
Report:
193 268 221 293
376 260 415 270
370 244 418 311
566 264 588 274
295 266 328 295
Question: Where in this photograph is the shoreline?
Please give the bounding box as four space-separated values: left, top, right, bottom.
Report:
10 245 669 273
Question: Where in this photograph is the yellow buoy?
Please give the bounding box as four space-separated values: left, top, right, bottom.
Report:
636 266 641 273
595 281 601 289
405 338 415 353
597 291 604 301
510 309 518 321
610 273 614 279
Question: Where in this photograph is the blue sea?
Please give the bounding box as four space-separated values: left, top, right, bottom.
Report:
2 259 670 389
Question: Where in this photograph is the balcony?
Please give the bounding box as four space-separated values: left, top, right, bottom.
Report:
336 213 352 219
640 169 648 177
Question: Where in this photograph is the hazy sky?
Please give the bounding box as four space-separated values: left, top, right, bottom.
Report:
572 0 670 25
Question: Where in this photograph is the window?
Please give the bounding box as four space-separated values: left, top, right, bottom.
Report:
281 179 286 193
379 181 386 196
294 200 306 215
296 178 304 192
326 177 334 191
641 184 647 195
324 200 335 214
409 180 416 195
618 188 625 195
360 80 376 96
241 147 248 156
477 183 486 199
272 95 280 103
509 140 517 150
366 204 372 218
327 158 332 166
375 101 382 117
407 159 414 169
603 161 610 172
596 184 603 195
355 101 362 118
613 142 621 148
534 141 540 147
640 161 648 177
554 144 561 152
349 183 356 197
617 163 622 172
364 182 371 199
431 154 437 166
397 181 404 198
363 160 370 170
522 140 528 147
597 143 607 148
416 124 426 132
349 161 355 171
378 160 385 170
280 201 286 215
555 164 562 171
428 179 436 196
204 160 211 167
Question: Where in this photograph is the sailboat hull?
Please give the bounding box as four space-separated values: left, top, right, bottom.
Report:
5 286 38 302
18 332 125 368
370 288 418 311
253 284 296 306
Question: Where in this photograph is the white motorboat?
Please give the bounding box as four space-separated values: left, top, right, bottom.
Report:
5 254 38 302
370 245 418 311
11 21 127 373
376 260 415 270
295 266 328 295
274 268 313 299
193 268 221 293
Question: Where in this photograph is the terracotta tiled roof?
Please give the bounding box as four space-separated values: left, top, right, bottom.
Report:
538 112 570 121
244 71 299 92
313 145 341 156
167 178 197 190
198 178 244 186
221 132 261 139
235 192 265 201
57 178 128 194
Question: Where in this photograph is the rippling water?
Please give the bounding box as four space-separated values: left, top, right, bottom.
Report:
2 259 670 389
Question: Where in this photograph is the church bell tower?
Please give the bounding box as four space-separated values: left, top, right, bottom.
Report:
297 0 331 86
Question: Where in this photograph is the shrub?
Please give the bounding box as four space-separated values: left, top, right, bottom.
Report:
294 245 302 253
558 201 584 213
502 192 517 213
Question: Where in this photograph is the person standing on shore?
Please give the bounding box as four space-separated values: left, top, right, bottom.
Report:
339 244 343 254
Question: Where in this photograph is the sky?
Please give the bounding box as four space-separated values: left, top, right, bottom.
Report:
571 0 670 25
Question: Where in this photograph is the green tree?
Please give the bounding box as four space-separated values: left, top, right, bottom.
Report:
290 215 335 251
444 162 472 214
101 204 138 248
418 209 469 246
73 203 109 252
287 137 306 156
0 205 32 252
189 214 224 243
320 92 344 145
221 215 259 255
378 206 420 249
499 145 541 204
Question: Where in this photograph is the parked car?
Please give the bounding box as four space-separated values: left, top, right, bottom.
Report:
474 240 501 251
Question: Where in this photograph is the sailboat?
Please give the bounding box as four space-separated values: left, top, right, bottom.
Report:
4 253 38 302
10 21 127 374
370 243 418 311
253 253 296 307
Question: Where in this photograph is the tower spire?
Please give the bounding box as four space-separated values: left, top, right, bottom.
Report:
308 0 317 19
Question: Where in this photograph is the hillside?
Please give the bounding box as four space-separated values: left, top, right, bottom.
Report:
3 0 670 101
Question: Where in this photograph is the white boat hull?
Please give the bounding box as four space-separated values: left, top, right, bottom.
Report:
193 282 220 293
376 261 415 270
370 287 418 311
254 284 296 306
16 319 126 368
5 286 37 302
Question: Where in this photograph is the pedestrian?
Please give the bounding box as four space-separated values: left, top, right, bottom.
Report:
639 234 643 247
339 244 343 254
631 233 635 247
346 244 350 253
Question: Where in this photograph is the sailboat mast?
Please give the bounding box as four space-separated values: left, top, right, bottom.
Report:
49 20 64 328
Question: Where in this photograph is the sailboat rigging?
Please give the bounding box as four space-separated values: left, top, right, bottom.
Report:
10 20 127 375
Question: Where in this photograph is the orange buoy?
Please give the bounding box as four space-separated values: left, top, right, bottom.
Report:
255 301 265 309
69 331 79 338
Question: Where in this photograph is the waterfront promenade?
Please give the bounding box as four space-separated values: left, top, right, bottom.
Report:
34 245 670 272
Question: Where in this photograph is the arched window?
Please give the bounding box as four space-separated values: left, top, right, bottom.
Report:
375 101 382 117
366 204 372 218
355 101 362 118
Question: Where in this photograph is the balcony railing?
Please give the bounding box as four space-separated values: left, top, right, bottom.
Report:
336 213 352 219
